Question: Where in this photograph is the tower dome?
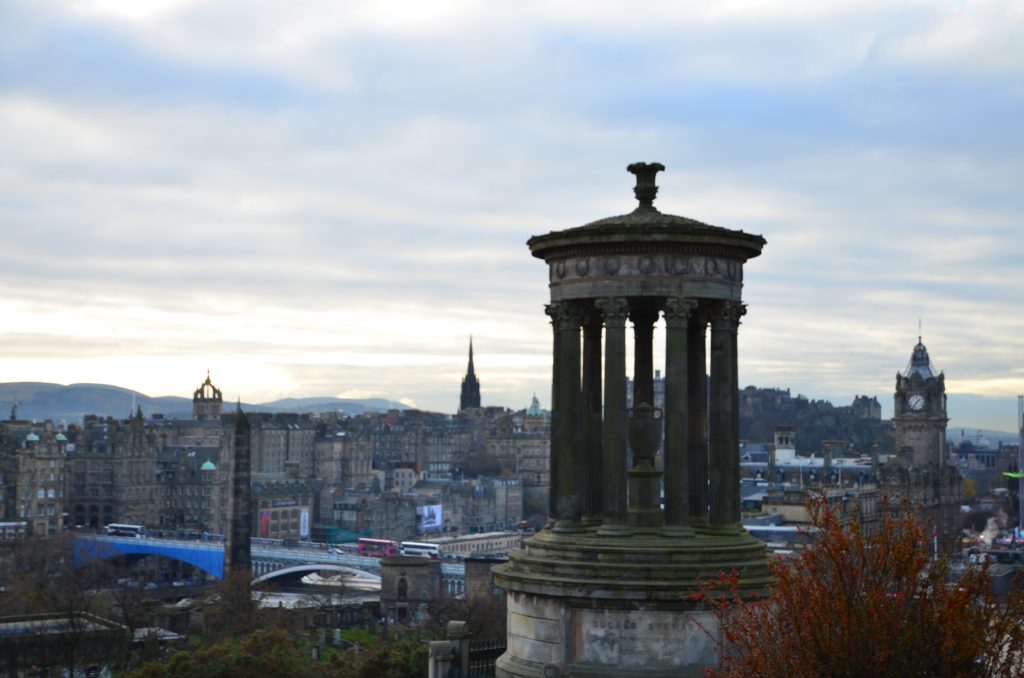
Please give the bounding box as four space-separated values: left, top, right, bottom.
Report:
903 337 938 379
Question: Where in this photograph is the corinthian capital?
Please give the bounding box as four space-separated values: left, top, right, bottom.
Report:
546 301 585 331
709 300 746 331
594 297 629 328
662 297 699 328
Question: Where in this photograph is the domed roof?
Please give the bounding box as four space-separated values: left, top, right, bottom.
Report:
528 163 766 261
903 338 938 379
25 433 39 442
200 459 217 471
55 433 67 442
526 394 543 417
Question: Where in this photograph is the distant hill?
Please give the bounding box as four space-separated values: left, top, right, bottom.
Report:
0 383 406 424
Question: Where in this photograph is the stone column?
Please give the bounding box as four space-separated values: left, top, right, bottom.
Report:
687 308 709 527
595 298 631 537
550 301 585 533
708 300 745 533
581 307 604 527
544 304 560 528
662 297 698 538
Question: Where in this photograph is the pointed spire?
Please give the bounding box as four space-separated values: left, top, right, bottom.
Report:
459 336 482 411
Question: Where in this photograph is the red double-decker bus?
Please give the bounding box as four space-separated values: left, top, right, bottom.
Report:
357 537 398 558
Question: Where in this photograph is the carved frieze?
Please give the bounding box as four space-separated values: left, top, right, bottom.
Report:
549 254 743 284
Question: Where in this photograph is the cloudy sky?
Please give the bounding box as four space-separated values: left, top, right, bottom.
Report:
1 1 1021 431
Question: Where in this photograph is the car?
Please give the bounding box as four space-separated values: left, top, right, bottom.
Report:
144 582 159 590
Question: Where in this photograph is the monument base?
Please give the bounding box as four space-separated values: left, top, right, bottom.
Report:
493 528 771 677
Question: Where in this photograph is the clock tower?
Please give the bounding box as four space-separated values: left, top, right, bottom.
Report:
893 337 948 467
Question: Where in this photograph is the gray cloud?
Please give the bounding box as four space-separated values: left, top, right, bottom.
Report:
1 1 1021 430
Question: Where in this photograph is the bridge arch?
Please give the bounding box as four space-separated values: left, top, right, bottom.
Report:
74 536 224 579
253 563 381 587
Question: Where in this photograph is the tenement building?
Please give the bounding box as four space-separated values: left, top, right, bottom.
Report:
0 420 67 536
67 411 158 529
494 163 772 676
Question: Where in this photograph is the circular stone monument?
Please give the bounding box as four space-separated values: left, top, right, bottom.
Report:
493 163 773 677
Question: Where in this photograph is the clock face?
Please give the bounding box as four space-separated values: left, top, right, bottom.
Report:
908 394 925 411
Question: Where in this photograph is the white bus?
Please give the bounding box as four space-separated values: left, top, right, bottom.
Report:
428 531 523 560
400 541 441 558
105 523 146 537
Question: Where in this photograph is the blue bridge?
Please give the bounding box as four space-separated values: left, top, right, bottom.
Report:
74 536 467 594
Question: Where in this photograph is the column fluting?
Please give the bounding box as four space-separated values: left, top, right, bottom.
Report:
550 301 585 533
662 297 698 537
596 297 630 536
581 307 604 526
687 308 709 526
708 300 746 533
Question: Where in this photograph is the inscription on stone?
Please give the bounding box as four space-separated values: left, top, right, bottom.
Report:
575 609 718 668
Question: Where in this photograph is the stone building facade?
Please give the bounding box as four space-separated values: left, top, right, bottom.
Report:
332 492 418 541
380 556 445 624
253 476 314 541
52 369 546 540
66 413 158 529
0 420 67 536
248 413 317 476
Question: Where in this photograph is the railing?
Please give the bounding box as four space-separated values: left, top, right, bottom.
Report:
78 535 465 579
464 637 506 677
428 622 505 678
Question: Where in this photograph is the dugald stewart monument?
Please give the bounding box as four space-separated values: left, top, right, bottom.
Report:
494 163 773 676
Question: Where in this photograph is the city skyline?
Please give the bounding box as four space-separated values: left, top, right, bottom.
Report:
1 2 1021 431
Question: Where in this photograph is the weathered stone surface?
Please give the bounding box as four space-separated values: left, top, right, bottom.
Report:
498 163 770 677
574 609 718 668
508 633 560 665
510 612 561 643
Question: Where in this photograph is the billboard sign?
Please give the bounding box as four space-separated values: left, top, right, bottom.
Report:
416 504 443 532
300 508 310 540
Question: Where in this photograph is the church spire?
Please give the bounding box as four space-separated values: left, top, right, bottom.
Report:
460 336 481 411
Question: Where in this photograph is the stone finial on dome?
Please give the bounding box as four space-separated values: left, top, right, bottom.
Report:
627 162 665 210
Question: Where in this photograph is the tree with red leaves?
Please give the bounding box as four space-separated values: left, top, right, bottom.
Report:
696 499 1024 677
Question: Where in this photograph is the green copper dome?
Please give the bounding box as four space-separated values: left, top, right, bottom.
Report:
526 394 543 417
